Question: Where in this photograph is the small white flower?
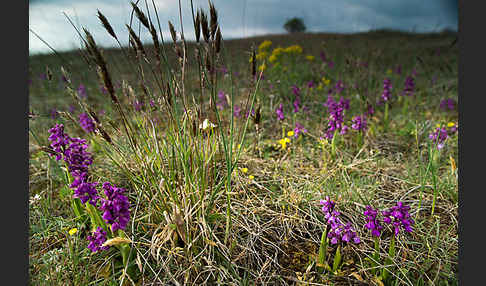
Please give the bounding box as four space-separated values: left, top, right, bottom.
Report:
199 118 217 131
29 194 42 205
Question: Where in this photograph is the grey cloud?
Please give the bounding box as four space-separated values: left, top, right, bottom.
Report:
29 0 457 54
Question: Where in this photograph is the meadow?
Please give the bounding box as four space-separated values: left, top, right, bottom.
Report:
28 2 458 285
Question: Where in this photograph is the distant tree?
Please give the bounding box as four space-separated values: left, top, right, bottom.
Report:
284 17 306 33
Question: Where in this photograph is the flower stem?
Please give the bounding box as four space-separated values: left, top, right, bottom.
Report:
331 130 338 159
384 102 389 132
357 132 363 149
63 164 85 220
430 148 440 215
402 96 409 115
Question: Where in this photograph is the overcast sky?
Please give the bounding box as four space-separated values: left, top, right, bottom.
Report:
29 0 458 55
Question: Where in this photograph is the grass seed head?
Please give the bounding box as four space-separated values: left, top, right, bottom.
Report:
149 23 161 61
199 9 210 43
215 26 222 54
194 10 201 43
168 20 177 43
209 0 218 39
97 10 117 40
130 2 150 29
126 24 147 57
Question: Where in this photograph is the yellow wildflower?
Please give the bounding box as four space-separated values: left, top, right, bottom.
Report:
436 123 441 128
322 76 331 86
241 167 248 174
249 175 255 180
284 45 303 54
287 130 295 137
271 47 285 57
284 46 293 53
258 63 266 72
306 55 315 61
268 54 278 63
278 137 291 149
256 51 268 61
317 83 323 91
258 40 272 52
447 122 456 128
68 228 78 236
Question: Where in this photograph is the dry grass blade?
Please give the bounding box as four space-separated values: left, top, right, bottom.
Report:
102 237 133 247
